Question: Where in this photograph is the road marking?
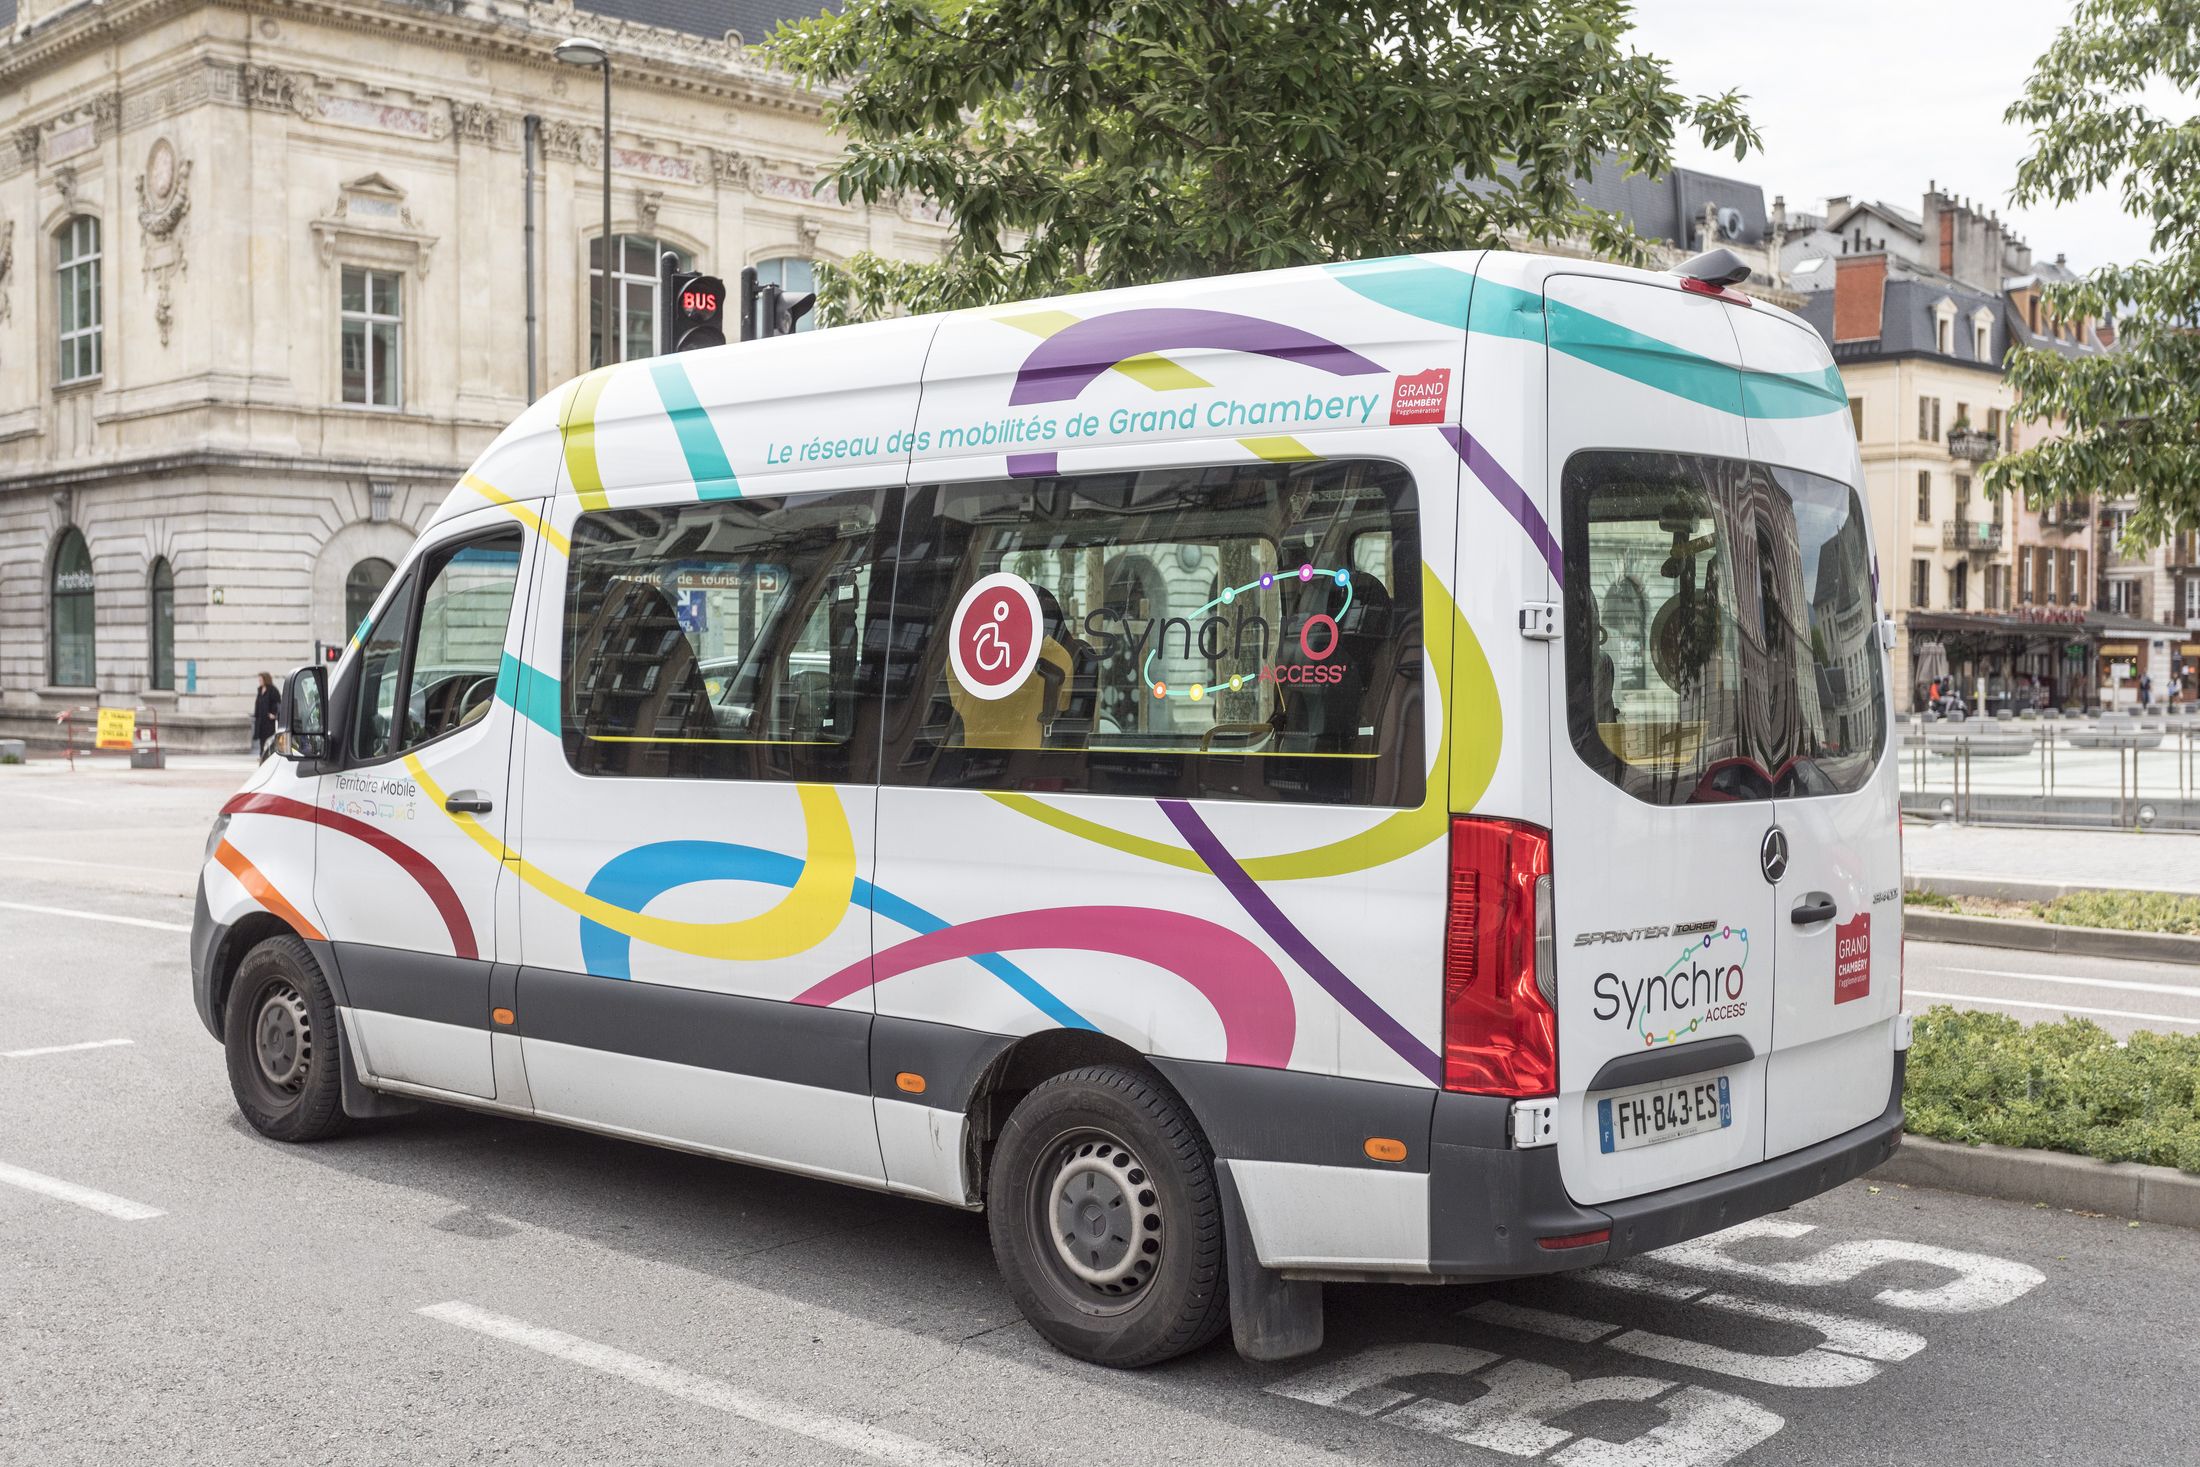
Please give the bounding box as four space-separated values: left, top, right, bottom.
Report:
1653 1219 2045 1313
4 789 90 807
0 1161 164 1221
0 900 191 934
1935 967 2200 1001
1908 989 2200 1029
418 1302 981 1467
0 852 197 879
2 1038 134 1059
1269 1343 1784 1465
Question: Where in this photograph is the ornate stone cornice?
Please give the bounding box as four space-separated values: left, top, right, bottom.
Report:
542 118 600 167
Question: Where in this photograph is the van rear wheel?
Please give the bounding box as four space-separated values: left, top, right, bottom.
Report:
987 1064 1227 1367
224 934 349 1143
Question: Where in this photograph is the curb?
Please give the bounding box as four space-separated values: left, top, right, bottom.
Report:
1875 1135 2200 1231
1904 873 2200 904
1902 909 2200 964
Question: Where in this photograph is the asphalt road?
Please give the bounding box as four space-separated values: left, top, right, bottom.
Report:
5 761 2200 1466
1906 939 2200 1038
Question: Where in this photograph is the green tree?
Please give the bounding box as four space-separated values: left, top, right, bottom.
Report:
769 0 1759 322
1985 0 2200 542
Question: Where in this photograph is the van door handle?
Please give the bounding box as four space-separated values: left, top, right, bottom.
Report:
1791 892 1836 925
444 790 494 815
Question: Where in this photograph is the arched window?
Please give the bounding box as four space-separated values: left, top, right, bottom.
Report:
589 234 692 366
753 257 818 332
1602 576 1649 692
56 216 102 385
346 557 396 637
148 558 176 692
50 528 96 687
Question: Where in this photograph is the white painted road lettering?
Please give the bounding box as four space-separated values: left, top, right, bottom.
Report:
1268 1343 1783 1465
1470 1287 1926 1389
1650 1218 2046 1313
1275 1225 2048 1462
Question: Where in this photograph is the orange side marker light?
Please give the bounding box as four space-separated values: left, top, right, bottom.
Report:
491 1007 516 1027
895 1072 926 1094
1364 1137 1408 1163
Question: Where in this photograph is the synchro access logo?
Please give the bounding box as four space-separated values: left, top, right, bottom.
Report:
1592 925 1752 1047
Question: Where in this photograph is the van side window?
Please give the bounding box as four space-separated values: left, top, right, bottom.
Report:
562 491 883 781
1563 452 1751 805
1561 451 1887 805
880 460 1424 808
399 534 523 754
349 573 417 765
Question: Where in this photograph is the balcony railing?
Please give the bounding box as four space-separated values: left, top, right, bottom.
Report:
1947 428 2000 462
1944 518 2003 552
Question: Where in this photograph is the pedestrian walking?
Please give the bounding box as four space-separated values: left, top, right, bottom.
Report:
2142 672 2154 708
252 672 280 758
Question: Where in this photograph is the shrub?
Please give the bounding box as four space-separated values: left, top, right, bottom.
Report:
1904 1005 2200 1175
2035 889 2200 936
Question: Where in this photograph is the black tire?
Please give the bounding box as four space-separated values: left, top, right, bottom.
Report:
987 1064 1228 1367
224 934 350 1143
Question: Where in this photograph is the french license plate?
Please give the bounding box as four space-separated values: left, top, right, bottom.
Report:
1596 1072 1732 1154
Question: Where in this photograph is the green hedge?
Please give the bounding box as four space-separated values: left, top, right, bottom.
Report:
1904 1005 2200 1175
2036 889 2200 936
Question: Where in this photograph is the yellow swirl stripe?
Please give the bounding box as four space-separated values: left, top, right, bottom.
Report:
985 566 1501 882
993 311 1213 392
1237 436 1316 462
461 474 570 557
561 368 615 511
405 754 857 961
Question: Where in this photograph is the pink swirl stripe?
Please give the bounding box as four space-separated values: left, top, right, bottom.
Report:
794 905 1296 1068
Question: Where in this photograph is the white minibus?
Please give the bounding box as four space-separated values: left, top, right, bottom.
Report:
192 247 1907 1367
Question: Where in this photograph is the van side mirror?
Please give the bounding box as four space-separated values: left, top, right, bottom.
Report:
280 664 329 762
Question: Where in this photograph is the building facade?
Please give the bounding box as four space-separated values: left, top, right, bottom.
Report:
0 0 947 749
1786 188 2191 710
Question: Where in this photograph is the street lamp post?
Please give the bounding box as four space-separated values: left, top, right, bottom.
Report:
553 36 615 366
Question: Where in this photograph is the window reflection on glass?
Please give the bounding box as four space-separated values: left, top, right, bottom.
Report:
1563 451 1886 807
50 527 97 687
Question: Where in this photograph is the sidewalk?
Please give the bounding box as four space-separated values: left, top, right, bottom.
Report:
1904 821 2200 895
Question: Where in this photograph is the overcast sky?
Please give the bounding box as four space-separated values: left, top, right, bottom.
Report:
1623 0 2169 272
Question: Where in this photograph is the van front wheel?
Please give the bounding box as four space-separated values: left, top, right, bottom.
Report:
224 934 350 1143
987 1065 1227 1367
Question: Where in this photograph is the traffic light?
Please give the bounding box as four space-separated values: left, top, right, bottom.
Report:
737 264 816 341
657 251 726 354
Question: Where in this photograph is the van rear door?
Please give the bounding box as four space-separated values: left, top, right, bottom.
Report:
1539 275 1777 1206
1728 307 1901 1157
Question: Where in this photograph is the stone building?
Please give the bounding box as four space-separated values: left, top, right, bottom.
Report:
0 0 947 749
1789 189 2190 710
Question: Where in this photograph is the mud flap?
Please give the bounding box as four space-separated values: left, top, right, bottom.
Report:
338 1018 421 1121
1220 1163 1324 1362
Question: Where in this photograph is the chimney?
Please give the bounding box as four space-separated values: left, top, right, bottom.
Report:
1772 194 1788 236
1833 254 1887 343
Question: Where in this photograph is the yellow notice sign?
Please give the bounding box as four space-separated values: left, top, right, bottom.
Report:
95 707 136 751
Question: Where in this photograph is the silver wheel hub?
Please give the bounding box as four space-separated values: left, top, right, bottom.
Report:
254 982 312 1092
1045 1135 1162 1295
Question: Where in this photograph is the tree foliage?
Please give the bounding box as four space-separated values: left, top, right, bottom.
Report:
768 0 1758 322
1985 0 2200 543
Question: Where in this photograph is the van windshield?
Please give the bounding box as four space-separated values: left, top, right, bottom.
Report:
1561 451 1886 806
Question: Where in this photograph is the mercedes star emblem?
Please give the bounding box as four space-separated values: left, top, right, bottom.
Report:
1760 827 1789 884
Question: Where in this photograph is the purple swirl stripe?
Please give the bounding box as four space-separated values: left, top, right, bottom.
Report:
1160 799 1443 1085
1439 424 1563 584
1010 308 1386 406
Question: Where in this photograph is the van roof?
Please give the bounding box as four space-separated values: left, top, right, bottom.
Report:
431 250 1841 530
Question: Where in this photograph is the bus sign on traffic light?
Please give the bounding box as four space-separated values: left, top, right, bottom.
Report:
655 251 726 355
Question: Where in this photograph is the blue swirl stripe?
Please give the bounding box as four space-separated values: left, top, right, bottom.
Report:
578 838 1095 1031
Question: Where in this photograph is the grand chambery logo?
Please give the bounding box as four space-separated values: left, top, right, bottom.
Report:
949 571 1044 701
1591 925 1752 1047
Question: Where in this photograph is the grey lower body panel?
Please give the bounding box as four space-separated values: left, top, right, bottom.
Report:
1426 1052 1907 1276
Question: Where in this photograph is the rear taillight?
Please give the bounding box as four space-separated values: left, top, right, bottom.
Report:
1444 816 1556 1097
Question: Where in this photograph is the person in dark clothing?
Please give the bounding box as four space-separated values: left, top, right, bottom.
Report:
252 672 280 758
